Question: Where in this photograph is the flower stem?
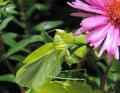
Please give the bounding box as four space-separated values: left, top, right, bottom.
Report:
100 58 114 92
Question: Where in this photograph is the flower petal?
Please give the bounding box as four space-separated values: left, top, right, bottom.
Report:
90 36 106 49
115 48 119 59
85 0 106 9
86 23 111 49
98 26 119 58
71 12 96 17
67 0 105 14
86 23 110 42
81 16 107 28
74 27 90 35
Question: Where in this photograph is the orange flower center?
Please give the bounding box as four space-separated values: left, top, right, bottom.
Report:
105 0 120 27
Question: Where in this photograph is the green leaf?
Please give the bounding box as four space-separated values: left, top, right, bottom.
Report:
0 0 4 6
74 46 88 58
13 18 25 28
88 76 100 88
27 3 48 16
16 50 66 91
0 16 14 31
37 81 101 93
107 80 120 93
40 30 53 43
4 35 43 58
2 32 17 47
108 62 120 82
23 43 54 64
5 3 17 14
108 72 118 83
110 62 120 73
0 74 15 83
35 21 63 31
9 55 25 62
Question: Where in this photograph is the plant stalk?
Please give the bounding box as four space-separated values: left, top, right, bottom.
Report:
100 58 114 92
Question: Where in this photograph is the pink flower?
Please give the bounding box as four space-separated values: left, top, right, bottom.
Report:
68 0 120 60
